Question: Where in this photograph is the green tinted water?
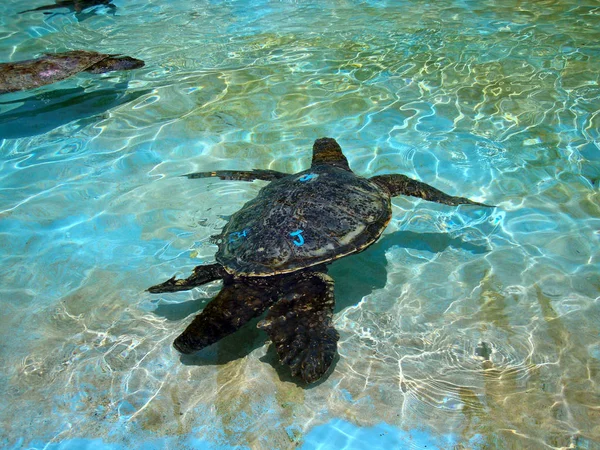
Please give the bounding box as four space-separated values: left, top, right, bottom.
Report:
0 0 599 448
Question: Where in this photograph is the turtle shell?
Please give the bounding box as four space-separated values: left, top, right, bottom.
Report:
0 51 109 94
215 165 392 276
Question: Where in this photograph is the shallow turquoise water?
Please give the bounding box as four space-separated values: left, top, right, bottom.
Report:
1 0 599 449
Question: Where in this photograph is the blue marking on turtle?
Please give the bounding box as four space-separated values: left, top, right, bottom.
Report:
289 229 305 246
298 173 317 182
229 228 250 243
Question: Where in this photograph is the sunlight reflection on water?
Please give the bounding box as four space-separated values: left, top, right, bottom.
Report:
1 0 599 449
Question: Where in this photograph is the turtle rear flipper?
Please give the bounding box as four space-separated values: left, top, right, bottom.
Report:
183 169 288 182
258 271 339 384
173 276 278 353
370 174 493 207
147 263 226 293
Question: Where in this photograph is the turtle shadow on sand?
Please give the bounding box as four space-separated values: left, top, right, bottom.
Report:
329 230 489 312
148 137 493 386
152 229 488 386
0 83 151 139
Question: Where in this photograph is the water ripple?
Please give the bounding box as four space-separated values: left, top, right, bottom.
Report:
1 0 599 448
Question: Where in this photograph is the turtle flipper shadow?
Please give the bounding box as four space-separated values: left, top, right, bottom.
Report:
174 276 277 353
258 271 339 384
147 263 226 293
370 174 493 207
183 169 289 182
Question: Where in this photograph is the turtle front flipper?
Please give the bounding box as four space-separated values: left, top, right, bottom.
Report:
174 276 278 353
370 174 493 207
147 263 226 293
183 169 288 182
258 271 339 384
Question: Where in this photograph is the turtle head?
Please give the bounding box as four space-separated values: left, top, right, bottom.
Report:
311 137 351 171
84 55 145 74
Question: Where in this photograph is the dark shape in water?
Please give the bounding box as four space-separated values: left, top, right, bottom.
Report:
0 50 144 95
0 83 151 139
148 137 494 384
475 341 493 360
19 0 116 15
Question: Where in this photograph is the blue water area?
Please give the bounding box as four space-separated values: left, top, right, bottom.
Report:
301 420 461 449
1 0 599 449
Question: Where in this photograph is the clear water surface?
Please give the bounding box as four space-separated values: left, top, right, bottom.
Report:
1 0 599 448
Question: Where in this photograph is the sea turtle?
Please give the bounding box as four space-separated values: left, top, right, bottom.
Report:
19 0 115 16
149 137 492 383
0 50 144 94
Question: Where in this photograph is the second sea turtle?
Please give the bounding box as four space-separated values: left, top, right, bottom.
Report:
0 50 144 94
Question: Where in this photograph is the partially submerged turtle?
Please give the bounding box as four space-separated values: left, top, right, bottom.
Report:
19 0 115 15
18 0 116 15
149 137 492 383
0 50 144 94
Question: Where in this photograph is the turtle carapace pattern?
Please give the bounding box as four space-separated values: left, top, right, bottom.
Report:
149 137 493 384
0 50 144 94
